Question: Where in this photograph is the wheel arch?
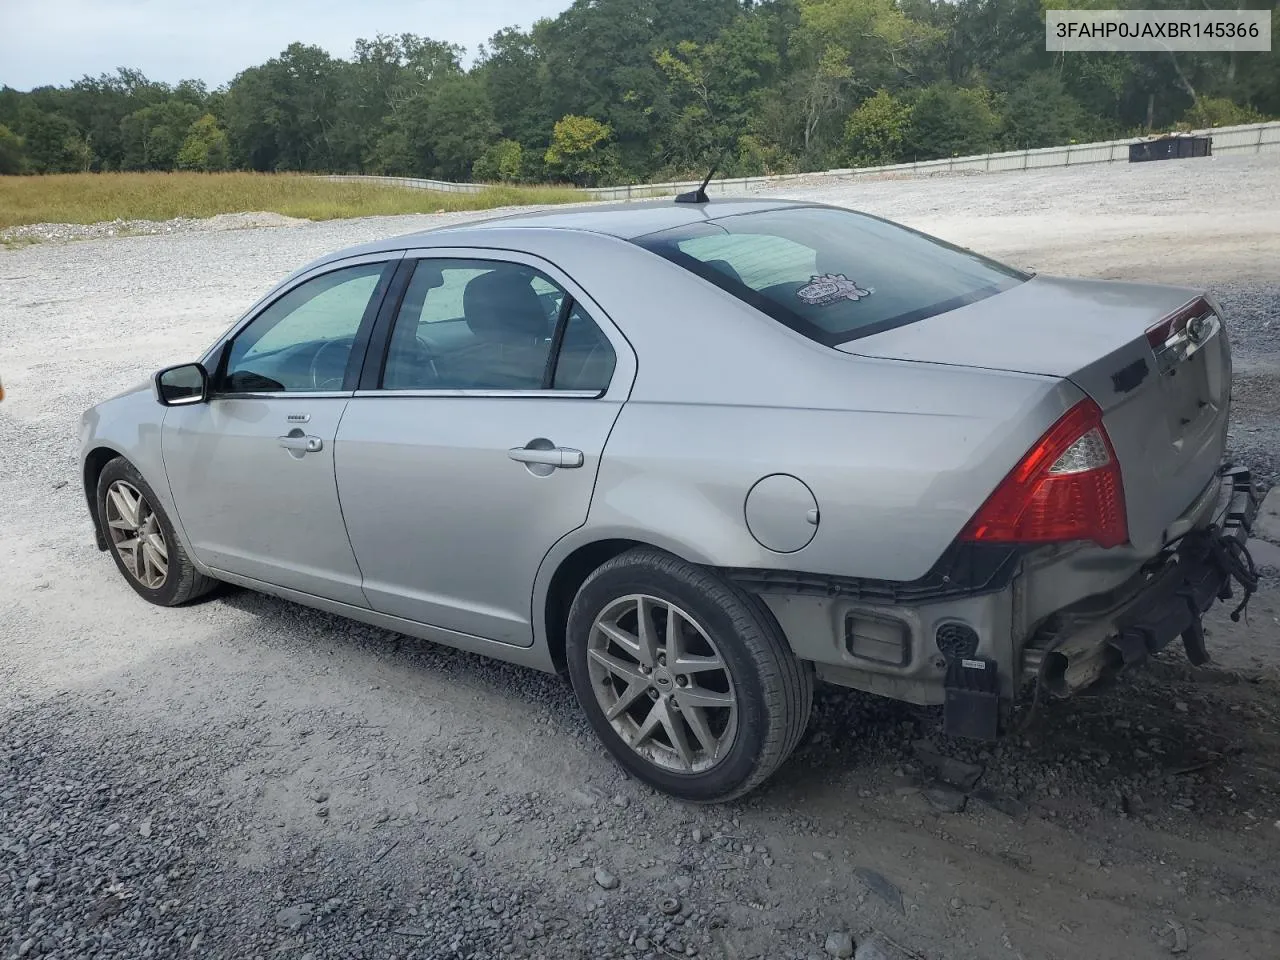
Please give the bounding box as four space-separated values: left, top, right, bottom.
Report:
83 445 126 550
537 531 718 677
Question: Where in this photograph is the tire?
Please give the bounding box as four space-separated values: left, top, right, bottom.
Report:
566 547 813 802
96 456 217 606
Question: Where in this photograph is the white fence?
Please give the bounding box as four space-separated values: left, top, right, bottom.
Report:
323 120 1280 201
319 174 491 195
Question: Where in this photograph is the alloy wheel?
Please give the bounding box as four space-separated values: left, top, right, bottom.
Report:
104 480 169 589
586 594 738 772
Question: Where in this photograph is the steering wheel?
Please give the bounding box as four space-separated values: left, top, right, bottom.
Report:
309 336 356 390
410 336 440 383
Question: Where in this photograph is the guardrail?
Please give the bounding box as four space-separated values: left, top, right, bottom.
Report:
322 120 1280 201
319 174 491 195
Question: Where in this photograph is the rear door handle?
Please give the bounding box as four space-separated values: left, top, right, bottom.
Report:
507 446 584 468
279 434 323 453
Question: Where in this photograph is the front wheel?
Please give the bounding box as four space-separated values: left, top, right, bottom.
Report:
566 548 813 802
96 456 217 606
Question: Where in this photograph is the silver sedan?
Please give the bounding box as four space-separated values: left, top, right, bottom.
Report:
80 198 1260 801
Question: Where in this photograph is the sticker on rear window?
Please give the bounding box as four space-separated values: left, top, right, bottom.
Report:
796 273 872 306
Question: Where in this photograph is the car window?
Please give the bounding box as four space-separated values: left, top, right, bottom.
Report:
634 206 1029 346
221 262 385 393
384 259 588 391
552 304 616 392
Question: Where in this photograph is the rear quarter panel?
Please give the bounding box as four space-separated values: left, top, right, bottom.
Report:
591 370 1081 581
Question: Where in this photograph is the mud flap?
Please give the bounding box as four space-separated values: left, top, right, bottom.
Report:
943 656 1000 741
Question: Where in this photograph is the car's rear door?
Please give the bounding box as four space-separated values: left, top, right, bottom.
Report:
333 249 635 646
162 254 400 605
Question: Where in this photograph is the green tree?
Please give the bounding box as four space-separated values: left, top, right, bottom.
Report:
120 100 202 169
545 114 616 185
347 33 465 171
1000 73 1090 150
19 109 90 172
366 129 415 175
534 0 740 177
473 138 524 182
787 0 941 161
902 85 1000 159
424 75 498 180
734 132 798 176
0 87 20 132
176 114 230 170
224 43 350 171
1181 96 1264 130
653 12 782 175
0 0 1271 182
64 69 175 170
844 89 911 166
477 27 553 153
0 124 26 174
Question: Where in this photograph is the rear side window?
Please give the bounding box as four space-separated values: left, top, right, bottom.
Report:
381 258 615 393
634 207 1029 346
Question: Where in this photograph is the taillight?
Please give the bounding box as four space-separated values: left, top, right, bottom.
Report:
961 399 1128 548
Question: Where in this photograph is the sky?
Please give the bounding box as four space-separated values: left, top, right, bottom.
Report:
0 0 575 91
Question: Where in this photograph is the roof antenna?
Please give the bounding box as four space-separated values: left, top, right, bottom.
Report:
674 161 719 204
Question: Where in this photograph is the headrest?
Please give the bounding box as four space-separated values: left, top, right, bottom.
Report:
704 258 745 286
463 269 549 341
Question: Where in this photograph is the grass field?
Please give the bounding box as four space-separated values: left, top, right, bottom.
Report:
0 172 585 230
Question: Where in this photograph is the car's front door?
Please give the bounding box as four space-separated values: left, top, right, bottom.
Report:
334 251 635 645
162 255 399 605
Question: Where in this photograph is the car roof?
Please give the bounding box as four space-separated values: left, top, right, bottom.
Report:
439 197 815 240
301 197 828 272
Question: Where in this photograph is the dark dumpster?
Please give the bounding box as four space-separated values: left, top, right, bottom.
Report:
1129 134 1213 163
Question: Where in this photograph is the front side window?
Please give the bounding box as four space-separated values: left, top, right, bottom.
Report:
634 206 1029 346
382 259 613 393
221 262 386 393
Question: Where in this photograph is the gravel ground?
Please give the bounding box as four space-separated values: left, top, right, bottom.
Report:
0 212 309 245
2 152 1280 960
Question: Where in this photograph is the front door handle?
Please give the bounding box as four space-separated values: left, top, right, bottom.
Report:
279 434 323 454
507 445 584 468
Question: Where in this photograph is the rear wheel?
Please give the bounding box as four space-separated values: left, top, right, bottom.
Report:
96 457 217 606
566 547 813 802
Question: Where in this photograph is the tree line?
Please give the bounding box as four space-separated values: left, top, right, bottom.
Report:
0 0 1275 185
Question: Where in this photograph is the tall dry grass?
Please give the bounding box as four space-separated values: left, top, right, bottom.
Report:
0 172 585 230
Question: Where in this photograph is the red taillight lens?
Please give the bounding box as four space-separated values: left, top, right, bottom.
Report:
961 399 1128 548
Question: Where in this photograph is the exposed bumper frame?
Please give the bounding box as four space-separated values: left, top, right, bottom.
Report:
1027 466 1259 693
745 465 1260 727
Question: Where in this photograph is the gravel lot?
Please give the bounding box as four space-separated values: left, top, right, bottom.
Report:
2 153 1279 960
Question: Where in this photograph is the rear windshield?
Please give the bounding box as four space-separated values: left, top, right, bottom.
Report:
633 206 1030 346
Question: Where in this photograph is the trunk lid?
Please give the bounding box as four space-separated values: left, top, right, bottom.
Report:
841 275 1231 555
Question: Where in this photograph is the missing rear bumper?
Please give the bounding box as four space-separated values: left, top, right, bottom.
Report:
1027 466 1260 695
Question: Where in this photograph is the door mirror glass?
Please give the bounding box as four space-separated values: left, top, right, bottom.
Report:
154 363 208 406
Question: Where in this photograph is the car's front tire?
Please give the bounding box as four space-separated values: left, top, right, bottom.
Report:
96 456 217 606
566 547 813 802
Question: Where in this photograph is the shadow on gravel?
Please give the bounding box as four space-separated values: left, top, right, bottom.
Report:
209 574 1280 841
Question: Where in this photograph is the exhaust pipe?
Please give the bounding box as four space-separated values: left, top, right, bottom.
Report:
1041 642 1124 697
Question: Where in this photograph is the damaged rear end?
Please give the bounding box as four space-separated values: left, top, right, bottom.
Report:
850 276 1261 721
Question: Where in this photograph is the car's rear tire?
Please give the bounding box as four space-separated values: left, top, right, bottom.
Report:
566 547 813 802
96 456 217 606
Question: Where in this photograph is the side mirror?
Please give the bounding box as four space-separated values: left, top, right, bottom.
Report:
153 363 209 406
